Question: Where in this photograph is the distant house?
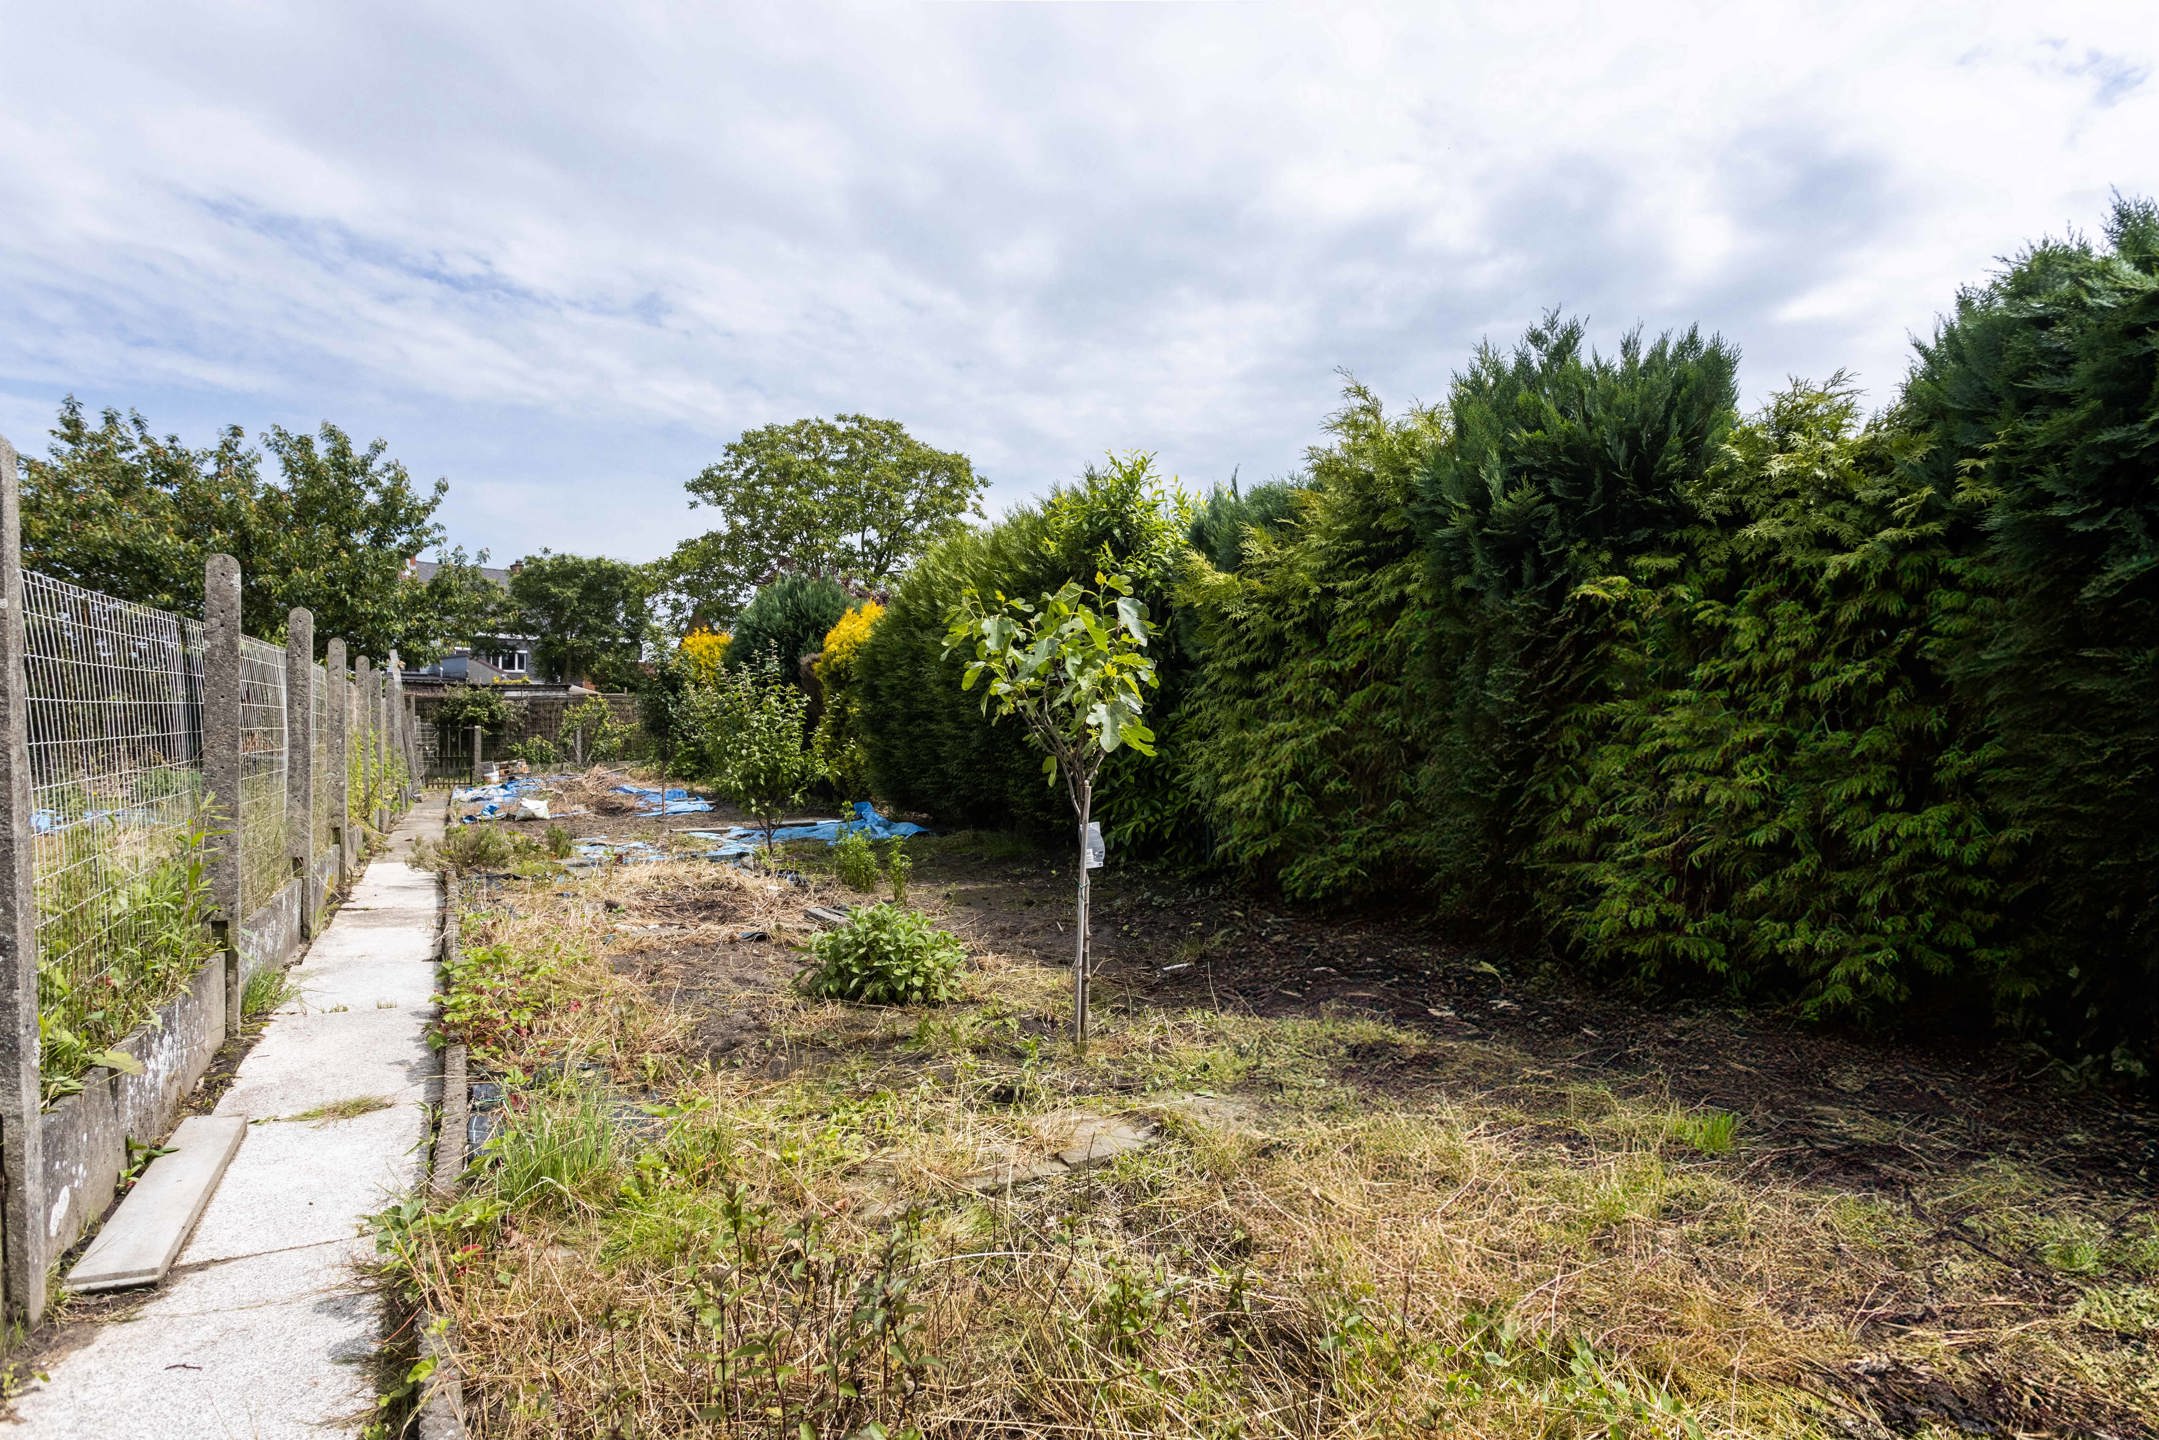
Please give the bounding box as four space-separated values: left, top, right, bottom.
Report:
403 557 555 684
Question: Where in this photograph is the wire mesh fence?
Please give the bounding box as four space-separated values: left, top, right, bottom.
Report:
312 664 331 858
21 572 217 1084
238 635 289 915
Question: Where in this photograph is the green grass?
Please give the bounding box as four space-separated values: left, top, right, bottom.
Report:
1664 1107 1740 1156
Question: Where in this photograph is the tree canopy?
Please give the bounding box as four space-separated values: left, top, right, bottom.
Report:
506 550 655 689
667 414 981 624
21 398 453 661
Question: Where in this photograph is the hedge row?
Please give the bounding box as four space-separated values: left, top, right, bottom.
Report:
825 200 2158 1069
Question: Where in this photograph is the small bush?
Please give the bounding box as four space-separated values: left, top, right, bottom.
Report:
887 841 911 904
506 735 561 768
832 829 880 891
798 903 964 1005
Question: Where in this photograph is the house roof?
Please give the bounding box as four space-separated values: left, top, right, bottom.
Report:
410 558 515 587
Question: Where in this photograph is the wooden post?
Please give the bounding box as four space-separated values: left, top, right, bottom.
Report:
0 434 49 1322
203 555 243 1038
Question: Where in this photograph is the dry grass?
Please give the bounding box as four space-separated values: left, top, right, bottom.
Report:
378 854 2159 1440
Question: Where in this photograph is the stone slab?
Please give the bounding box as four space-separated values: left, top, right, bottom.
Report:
64 1115 247 1293
180 1103 428 1267
14 1238 380 1438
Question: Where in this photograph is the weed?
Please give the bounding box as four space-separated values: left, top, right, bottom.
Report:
283 1094 394 1124
798 904 966 1006
834 828 882 891
242 967 297 1022
888 840 912 904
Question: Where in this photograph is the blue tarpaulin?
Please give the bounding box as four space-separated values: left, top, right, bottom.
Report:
453 775 551 823
613 784 714 816
684 802 928 860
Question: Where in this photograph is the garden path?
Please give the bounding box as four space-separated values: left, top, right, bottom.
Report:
14 801 446 1438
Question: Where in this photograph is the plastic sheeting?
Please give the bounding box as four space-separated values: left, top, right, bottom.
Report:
613 784 714 816
684 802 928 860
453 775 552 824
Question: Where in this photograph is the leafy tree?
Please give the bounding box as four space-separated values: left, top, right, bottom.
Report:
667 414 981 622
676 661 820 852
255 423 452 660
506 551 654 689
729 573 853 678
948 573 1158 1042
418 546 515 656
21 400 453 660
853 455 1193 842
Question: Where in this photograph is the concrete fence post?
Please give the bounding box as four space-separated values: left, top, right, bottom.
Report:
371 665 388 833
387 650 405 817
353 656 374 846
204 554 243 1039
285 610 315 938
471 725 482 784
0 435 50 1323
326 639 350 892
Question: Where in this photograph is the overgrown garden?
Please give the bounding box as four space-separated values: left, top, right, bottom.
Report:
751 200 2158 1076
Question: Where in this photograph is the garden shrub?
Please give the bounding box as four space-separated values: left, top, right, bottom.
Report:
678 627 731 684
1903 196 2159 1060
811 601 884 801
1188 479 1297 572
1534 380 2014 1017
797 903 966 1005
1179 381 1442 898
1417 316 1740 920
730 573 852 677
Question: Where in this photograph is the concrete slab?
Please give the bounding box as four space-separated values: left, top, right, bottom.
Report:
180 1103 428 1266
214 1008 437 1117
286 954 440 1014
64 1116 247 1293
14 1240 379 1438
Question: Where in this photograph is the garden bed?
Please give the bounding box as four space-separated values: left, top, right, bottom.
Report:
391 825 2159 1439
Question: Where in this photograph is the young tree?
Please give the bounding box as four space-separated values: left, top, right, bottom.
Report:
667 414 981 623
947 573 1157 1042
677 662 820 853
506 551 655 688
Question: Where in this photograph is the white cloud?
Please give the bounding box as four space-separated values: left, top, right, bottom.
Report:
0 0 2151 559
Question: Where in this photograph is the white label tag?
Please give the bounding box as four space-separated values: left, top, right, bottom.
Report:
1084 821 1106 869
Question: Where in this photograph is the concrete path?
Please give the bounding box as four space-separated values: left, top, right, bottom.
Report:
16 802 446 1439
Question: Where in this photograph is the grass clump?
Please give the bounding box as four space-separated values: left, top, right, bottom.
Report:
799 903 966 1005
241 967 297 1022
1664 1107 1739 1156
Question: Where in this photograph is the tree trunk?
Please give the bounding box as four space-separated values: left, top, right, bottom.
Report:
1074 780 1091 1046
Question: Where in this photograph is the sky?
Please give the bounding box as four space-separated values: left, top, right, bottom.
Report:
0 2 2152 564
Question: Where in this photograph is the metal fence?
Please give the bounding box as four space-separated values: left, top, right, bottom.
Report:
238 634 288 915
21 573 208 1065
